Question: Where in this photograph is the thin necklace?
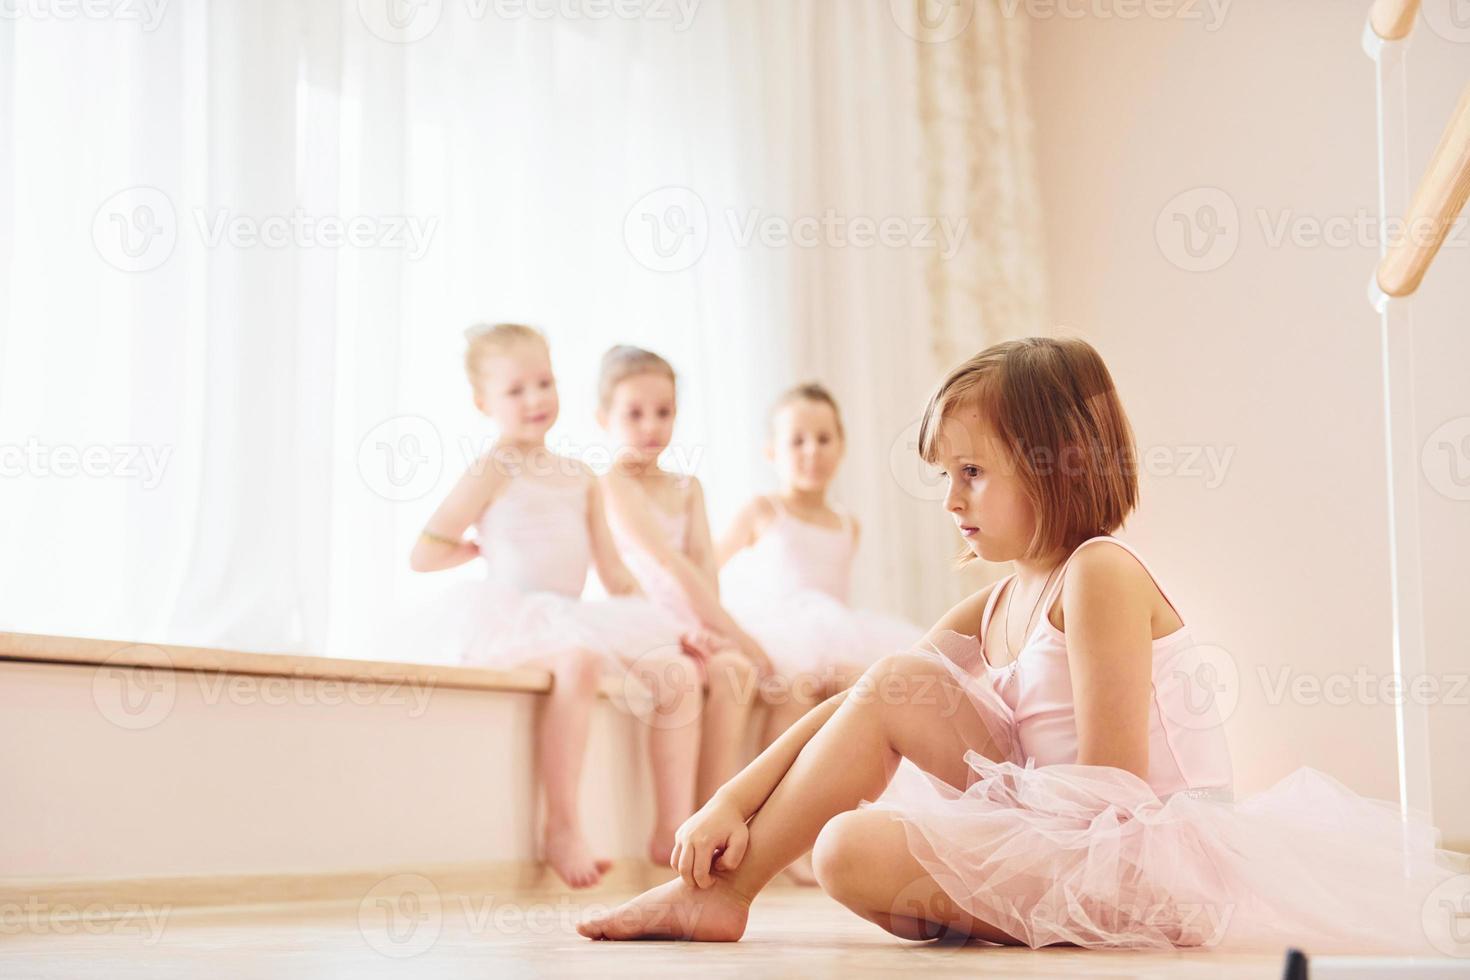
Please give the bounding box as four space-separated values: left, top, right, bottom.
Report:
1000 562 1062 682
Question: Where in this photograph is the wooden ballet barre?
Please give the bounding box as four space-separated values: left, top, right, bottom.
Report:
1376 83 1470 299
1369 0 1420 41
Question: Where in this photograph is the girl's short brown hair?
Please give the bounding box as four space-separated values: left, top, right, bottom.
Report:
917 337 1139 560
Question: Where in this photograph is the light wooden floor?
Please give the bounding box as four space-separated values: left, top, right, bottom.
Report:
2 883 1292 979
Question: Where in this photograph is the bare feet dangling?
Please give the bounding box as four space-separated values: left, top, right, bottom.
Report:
577 875 751 941
544 825 612 889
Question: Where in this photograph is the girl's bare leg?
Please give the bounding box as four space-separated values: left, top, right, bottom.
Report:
540 647 614 889
757 670 825 885
695 650 759 806
578 652 999 939
812 808 1021 944
757 671 823 750
631 651 704 865
824 661 869 698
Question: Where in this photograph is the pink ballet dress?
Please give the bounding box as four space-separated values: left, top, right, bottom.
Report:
407 470 683 671
720 497 923 676
866 534 1468 955
606 476 740 662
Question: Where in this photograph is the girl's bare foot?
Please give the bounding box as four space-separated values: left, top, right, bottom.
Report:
577 875 751 941
544 826 612 889
781 852 818 886
648 826 678 867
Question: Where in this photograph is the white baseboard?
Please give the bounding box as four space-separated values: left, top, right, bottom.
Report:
0 859 682 922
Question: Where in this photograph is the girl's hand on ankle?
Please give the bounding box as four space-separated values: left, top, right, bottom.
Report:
671 793 750 889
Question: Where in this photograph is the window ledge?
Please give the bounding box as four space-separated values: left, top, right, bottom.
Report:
0 630 568 697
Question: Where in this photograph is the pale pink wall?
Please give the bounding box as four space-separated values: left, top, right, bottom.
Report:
1027 2 1469 844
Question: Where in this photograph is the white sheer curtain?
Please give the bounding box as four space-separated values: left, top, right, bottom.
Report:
0 2 1042 657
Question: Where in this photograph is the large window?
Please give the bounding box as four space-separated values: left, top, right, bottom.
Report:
2 3 1025 658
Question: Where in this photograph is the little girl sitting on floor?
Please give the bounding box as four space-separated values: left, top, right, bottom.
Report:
578 336 1465 954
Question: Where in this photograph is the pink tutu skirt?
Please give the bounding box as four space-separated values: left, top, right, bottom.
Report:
391 579 686 673
865 636 1470 955
724 588 923 678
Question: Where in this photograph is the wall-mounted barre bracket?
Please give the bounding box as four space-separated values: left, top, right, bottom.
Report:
1372 0 1421 41
1368 275 1392 315
1374 82 1470 302
1362 0 1420 59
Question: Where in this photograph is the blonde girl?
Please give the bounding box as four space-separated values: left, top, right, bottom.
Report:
718 382 924 751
